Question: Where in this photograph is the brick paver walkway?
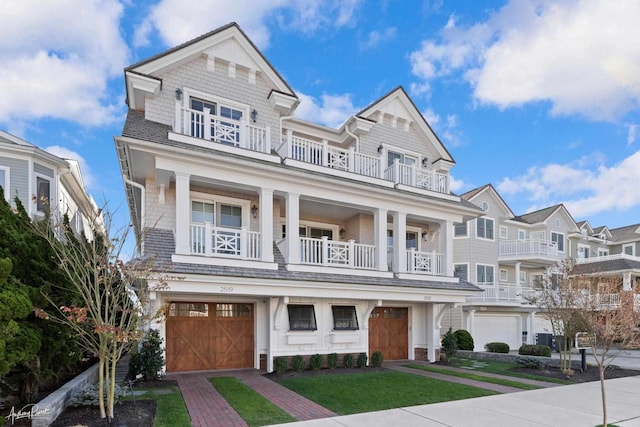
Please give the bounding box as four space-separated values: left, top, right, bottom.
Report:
232 370 337 421
172 372 247 427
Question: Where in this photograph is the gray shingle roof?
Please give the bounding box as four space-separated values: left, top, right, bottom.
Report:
608 224 640 242
141 228 482 293
572 258 640 275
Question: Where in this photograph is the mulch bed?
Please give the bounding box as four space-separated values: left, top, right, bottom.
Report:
50 400 157 427
510 364 640 383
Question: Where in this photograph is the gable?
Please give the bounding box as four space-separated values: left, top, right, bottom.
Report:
356 87 454 164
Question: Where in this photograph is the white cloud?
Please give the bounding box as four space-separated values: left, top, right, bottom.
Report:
627 124 638 146
497 150 640 219
139 0 362 50
0 0 129 127
360 27 397 50
295 92 358 128
409 0 640 122
421 108 440 127
45 146 96 190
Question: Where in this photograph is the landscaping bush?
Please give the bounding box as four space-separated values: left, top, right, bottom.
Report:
342 353 354 368
453 329 474 351
129 329 165 381
370 351 384 367
274 356 288 373
514 356 544 369
356 352 367 368
518 344 551 357
484 342 510 353
309 354 323 370
327 353 338 369
292 355 305 372
69 383 126 407
441 328 459 360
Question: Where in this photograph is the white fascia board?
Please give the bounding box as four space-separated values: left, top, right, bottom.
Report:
167 132 281 163
126 72 161 110
171 254 278 270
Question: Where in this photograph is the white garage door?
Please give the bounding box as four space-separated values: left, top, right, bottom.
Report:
474 315 521 350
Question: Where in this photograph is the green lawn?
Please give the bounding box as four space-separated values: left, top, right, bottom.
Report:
125 386 191 427
405 364 541 390
276 371 497 415
449 357 571 385
209 377 296 427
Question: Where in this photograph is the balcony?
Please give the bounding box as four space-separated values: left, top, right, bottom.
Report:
575 253 640 264
190 224 261 259
466 283 536 304
277 133 449 194
499 239 558 262
406 249 443 275
300 237 376 269
174 106 271 153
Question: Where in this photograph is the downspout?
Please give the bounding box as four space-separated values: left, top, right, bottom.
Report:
124 178 145 255
344 117 359 151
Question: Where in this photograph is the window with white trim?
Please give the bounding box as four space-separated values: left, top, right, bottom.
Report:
287 305 317 331
476 217 494 240
454 264 468 281
499 269 508 281
332 306 359 330
597 248 609 257
551 232 565 252
454 222 468 237
520 271 526 284
481 201 489 212
623 244 634 256
499 226 508 239
387 150 417 167
518 229 526 241
577 245 590 259
0 167 8 201
190 195 248 255
35 175 51 213
477 264 494 285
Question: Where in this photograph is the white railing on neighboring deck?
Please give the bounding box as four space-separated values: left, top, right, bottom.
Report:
174 105 271 153
299 236 376 269
190 223 261 259
575 253 640 264
405 249 443 275
499 239 558 258
466 283 536 304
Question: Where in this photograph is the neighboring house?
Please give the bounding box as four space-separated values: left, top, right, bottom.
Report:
114 22 484 373
0 130 100 238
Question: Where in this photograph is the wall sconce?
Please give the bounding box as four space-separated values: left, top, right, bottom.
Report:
422 231 429 240
377 144 384 154
251 109 258 123
251 205 258 219
339 228 346 239
422 157 429 167
175 88 183 101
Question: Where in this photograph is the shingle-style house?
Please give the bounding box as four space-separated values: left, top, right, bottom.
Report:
114 22 485 372
0 130 100 238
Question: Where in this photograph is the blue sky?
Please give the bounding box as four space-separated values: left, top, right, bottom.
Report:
2 0 640 241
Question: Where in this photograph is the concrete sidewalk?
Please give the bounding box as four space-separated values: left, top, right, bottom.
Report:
268 375 640 427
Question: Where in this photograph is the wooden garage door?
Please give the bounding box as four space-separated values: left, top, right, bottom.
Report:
166 302 254 372
369 307 408 360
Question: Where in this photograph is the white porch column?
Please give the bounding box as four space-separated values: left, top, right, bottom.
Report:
623 272 632 291
374 207 388 271
260 188 274 262
425 304 439 362
515 262 521 286
466 309 476 334
392 211 407 273
527 312 536 344
442 220 454 277
285 193 300 264
175 172 190 255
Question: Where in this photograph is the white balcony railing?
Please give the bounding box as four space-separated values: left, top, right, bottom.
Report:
299 236 376 269
190 224 261 259
575 253 640 264
278 133 449 193
466 283 536 304
174 106 271 153
385 161 448 193
406 249 443 275
499 239 558 258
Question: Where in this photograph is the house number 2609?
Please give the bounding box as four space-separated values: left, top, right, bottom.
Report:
220 286 234 293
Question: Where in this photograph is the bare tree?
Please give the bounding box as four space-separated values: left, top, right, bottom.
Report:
35 208 163 421
573 275 639 427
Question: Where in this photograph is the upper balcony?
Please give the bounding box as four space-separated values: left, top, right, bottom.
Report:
173 105 271 154
499 239 560 265
466 282 536 305
276 132 450 194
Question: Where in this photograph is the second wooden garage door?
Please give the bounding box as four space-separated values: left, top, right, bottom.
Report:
166 302 254 372
369 307 408 360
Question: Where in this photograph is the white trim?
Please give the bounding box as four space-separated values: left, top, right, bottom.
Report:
183 86 251 118
171 254 278 270
380 143 421 160
454 262 469 281
168 132 280 163
454 222 469 239
499 269 508 281
0 166 9 201
475 263 496 284
550 231 565 253
499 225 508 239
475 216 495 241
517 229 526 241
623 243 635 256
190 191 251 228
34 172 52 214
285 263 394 278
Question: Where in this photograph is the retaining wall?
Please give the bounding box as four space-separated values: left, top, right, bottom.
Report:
458 350 585 370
